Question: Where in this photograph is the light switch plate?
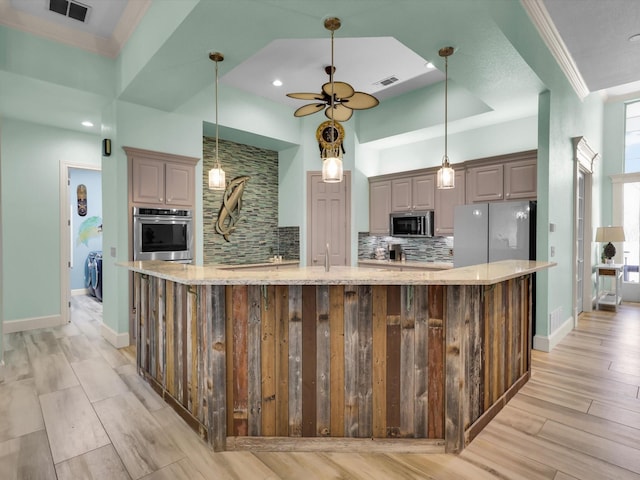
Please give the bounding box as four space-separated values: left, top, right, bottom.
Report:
111 247 117 257
550 246 555 257
549 223 556 232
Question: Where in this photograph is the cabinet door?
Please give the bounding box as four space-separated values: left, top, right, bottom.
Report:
165 162 194 206
391 178 412 212
132 157 164 204
504 159 536 200
466 164 504 203
435 170 465 236
369 180 392 234
412 173 435 210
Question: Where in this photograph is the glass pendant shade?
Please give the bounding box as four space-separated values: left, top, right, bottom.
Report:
322 154 343 183
437 156 455 189
208 165 226 190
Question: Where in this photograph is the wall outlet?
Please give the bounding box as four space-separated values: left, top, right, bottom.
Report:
111 247 117 258
449 248 454 256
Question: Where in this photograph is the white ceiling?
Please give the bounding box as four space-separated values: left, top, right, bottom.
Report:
9 0 128 38
541 0 640 97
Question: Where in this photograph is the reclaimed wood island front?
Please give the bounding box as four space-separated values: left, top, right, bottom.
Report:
120 260 553 454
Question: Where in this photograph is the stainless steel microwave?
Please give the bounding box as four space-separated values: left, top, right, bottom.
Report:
390 211 434 237
133 207 193 262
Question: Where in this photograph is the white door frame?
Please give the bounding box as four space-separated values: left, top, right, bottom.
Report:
60 162 102 325
572 137 596 323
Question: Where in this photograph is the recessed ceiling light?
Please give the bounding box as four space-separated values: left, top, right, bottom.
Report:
81 121 94 127
629 33 640 42
272 79 283 87
425 62 435 69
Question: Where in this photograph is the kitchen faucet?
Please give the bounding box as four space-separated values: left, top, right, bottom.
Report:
325 243 330 272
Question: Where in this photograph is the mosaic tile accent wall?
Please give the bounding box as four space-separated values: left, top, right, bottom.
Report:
358 232 454 263
203 137 299 265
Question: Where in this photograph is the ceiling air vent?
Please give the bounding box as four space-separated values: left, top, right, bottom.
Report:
375 76 400 87
49 0 90 23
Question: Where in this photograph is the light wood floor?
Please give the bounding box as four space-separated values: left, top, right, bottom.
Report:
1 297 639 479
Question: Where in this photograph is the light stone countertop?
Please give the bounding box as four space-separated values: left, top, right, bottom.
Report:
119 260 555 286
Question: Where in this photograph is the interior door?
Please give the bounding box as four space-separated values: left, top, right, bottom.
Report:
307 171 351 267
576 170 585 315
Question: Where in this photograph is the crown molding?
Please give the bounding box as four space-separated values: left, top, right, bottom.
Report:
112 0 152 55
0 0 150 58
521 0 590 100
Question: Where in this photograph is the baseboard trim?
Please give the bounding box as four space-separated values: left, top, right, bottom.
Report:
533 315 574 352
100 323 130 349
72 288 90 296
3 314 65 334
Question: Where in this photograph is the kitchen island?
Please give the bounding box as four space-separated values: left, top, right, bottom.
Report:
120 260 553 454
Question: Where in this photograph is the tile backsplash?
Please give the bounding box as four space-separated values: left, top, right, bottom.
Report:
358 232 454 263
203 136 299 265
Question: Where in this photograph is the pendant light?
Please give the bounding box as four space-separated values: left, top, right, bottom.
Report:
208 52 226 190
437 46 455 189
321 17 343 183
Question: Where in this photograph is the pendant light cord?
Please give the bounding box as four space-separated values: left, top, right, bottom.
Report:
215 58 220 169
444 53 448 165
330 28 335 142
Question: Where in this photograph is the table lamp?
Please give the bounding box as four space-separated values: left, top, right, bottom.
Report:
595 226 625 264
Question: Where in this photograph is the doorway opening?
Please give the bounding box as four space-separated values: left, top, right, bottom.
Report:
61 164 102 324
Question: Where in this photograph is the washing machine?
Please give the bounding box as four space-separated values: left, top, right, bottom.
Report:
93 252 103 301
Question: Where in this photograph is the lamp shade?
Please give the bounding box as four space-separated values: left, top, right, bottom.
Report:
595 226 625 243
322 155 343 183
208 167 226 190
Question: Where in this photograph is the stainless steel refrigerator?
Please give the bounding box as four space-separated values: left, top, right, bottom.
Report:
453 201 536 267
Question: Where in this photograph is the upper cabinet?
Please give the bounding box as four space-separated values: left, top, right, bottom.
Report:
466 153 536 203
391 174 435 212
434 169 465 236
367 150 536 237
369 179 392 235
504 158 537 200
466 164 504 203
125 147 199 208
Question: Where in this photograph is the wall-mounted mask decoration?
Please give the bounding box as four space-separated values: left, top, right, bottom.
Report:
215 175 250 242
77 184 87 216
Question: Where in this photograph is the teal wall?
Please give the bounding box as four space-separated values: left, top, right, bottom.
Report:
0 117 3 361
0 119 101 324
601 101 626 225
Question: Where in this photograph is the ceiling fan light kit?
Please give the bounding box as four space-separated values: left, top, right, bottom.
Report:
286 17 380 122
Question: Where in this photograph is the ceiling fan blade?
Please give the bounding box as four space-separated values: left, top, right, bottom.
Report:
342 92 380 110
287 92 325 101
322 81 355 100
325 103 353 122
293 103 325 117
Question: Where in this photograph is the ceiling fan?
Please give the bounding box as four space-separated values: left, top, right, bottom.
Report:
286 17 379 122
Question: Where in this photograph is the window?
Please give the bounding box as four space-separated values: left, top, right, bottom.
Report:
621 103 640 283
626 101 640 173
623 182 640 282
